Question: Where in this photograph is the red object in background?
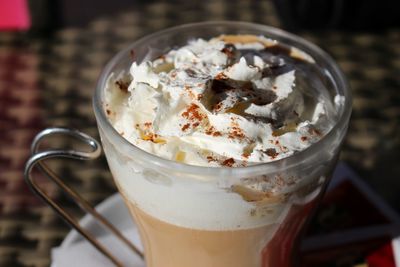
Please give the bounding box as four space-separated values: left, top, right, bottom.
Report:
367 242 396 267
0 0 30 30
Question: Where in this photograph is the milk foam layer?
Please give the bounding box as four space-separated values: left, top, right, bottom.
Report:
102 35 342 230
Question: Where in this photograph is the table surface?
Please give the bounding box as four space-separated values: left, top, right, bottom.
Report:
1 1 400 266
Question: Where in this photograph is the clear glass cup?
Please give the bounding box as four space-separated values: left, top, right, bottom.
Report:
93 21 351 267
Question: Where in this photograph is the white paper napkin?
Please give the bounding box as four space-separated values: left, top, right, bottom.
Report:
52 228 145 267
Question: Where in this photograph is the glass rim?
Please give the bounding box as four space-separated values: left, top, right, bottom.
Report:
93 21 352 176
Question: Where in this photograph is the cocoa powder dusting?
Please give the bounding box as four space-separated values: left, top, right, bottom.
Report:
222 158 235 167
182 104 204 122
205 126 215 135
265 148 279 159
184 85 196 99
215 72 228 80
213 102 223 113
141 132 164 144
229 120 246 139
242 152 250 159
229 127 246 139
181 123 190 131
207 156 217 163
205 126 222 137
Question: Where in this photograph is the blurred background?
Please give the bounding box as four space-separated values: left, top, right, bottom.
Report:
0 0 399 266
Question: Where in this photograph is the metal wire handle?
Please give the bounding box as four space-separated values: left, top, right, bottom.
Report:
24 127 144 267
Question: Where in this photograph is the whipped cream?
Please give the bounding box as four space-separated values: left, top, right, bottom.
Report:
102 34 343 231
104 35 336 167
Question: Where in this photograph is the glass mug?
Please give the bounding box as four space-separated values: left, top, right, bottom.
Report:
25 21 351 267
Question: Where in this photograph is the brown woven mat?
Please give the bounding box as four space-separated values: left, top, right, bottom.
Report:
1 0 399 266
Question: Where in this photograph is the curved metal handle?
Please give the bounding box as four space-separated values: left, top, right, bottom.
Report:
24 127 144 267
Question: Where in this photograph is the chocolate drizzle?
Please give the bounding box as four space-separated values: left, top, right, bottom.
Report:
264 44 291 56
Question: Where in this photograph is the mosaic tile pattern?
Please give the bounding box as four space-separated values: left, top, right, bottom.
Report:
0 1 399 266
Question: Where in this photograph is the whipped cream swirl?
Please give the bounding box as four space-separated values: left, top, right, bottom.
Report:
104 35 335 167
